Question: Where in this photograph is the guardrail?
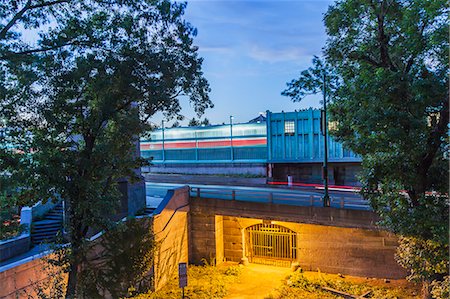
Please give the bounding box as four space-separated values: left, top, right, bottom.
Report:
189 187 371 211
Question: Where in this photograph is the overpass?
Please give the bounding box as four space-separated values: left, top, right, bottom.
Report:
147 184 405 280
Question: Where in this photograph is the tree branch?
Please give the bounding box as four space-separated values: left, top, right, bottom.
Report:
415 99 449 198
349 51 382 67
0 0 32 40
0 0 70 40
404 20 428 74
28 0 69 10
7 40 91 56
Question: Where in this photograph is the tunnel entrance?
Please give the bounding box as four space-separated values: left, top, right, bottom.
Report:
245 223 297 267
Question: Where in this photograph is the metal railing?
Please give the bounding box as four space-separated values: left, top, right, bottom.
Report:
189 187 371 211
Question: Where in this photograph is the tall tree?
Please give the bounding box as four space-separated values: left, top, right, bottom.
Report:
283 1 448 298
0 0 212 297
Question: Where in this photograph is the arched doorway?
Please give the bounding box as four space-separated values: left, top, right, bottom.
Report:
245 223 297 267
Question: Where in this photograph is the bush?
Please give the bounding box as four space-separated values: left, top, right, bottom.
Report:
0 207 25 240
431 276 450 299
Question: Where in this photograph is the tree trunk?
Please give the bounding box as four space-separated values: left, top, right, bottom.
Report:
421 280 432 299
65 260 79 299
65 199 83 299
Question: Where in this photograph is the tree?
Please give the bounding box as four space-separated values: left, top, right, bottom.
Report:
171 121 181 128
0 0 212 297
188 117 200 126
201 117 210 126
283 1 448 298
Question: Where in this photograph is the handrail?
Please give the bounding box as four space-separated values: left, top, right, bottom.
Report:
156 203 190 234
189 186 371 211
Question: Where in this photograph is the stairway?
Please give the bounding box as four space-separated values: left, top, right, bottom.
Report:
31 203 64 245
143 207 156 215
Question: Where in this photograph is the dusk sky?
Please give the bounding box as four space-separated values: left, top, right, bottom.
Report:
165 0 334 126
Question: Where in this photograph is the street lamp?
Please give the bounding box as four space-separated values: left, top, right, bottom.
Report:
230 115 234 161
321 73 330 207
161 120 165 162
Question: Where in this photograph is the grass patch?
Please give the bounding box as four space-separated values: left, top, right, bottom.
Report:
134 264 242 299
266 270 421 299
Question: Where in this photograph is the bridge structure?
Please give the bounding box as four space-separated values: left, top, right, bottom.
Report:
146 183 405 280
140 109 362 185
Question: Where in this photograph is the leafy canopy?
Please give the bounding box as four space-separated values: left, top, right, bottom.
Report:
1 0 212 297
282 0 449 293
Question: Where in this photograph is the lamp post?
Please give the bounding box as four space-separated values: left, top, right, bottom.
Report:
161 120 165 162
230 115 234 161
322 73 330 207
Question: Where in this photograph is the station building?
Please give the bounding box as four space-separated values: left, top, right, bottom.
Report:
140 109 362 186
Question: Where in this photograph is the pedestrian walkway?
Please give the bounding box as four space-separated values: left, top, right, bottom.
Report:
224 264 291 299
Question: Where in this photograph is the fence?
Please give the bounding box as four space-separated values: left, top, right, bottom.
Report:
189 187 371 211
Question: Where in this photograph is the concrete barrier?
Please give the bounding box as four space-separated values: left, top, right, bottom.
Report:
152 186 190 290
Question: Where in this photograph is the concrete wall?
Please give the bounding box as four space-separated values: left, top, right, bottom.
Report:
272 162 362 186
144 163 266 176
217 217 404 278
152 186 190 290
0 234 30 263
189 196 379 230
188 198 406 279
0 252 66 299
189 210 217 265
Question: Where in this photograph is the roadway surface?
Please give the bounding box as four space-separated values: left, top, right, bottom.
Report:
145 174 369 211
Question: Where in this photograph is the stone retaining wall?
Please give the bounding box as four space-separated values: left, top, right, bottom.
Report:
188 198 406 279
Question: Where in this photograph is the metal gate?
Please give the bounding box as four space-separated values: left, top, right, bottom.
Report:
245 223 297 267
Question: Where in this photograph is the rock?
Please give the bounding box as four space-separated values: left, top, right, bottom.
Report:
384 279 390 283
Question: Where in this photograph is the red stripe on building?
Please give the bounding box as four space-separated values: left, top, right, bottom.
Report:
140 138 266 150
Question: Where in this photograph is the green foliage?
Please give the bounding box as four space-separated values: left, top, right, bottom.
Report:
134 264 241 299
430 276 450 299
1 0 212 297
396 237 449 283
188 117 201 127
201 118 210 126
77 219 155 298
282 1 449 296
272 271 420 299
223 265 241 276
0 206 25 240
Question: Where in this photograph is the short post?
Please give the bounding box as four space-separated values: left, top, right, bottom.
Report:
310 195 314 206
178 262 188 298
340 197 345 208
321 73 330 207
231 190 236 200
268 192 273 203
20 207 32 230
287 175 293 187
196 188 200 198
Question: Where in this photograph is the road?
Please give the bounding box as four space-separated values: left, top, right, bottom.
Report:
145 181 370 211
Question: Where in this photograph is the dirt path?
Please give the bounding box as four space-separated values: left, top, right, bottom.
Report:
224 264 291 299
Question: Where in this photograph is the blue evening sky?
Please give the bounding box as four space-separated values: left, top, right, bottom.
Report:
167 0 333 126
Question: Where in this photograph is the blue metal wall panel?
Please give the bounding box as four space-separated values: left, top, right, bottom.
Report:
266 109 360 163
140 109 360 164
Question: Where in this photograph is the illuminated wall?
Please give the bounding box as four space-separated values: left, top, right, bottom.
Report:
140 109 360 166
140 122 267 163
267 109 360 163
